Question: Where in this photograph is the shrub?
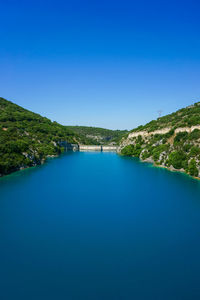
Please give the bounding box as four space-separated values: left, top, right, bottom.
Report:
168 151 188 170
188 159 198 177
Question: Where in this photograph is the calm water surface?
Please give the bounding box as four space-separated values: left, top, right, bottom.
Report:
1 152 200 300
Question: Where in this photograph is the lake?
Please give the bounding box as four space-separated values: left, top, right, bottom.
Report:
1 151 200 300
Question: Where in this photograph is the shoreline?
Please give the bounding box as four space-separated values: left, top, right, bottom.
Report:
0 149 118 179
119 152 200 181
1 150 199 182
140 157 200 181
0 155 58 179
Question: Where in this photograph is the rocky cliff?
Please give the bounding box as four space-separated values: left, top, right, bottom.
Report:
120 102 200 179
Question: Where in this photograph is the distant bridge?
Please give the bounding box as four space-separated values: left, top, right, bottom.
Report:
79 145 118 152
59 141 118 152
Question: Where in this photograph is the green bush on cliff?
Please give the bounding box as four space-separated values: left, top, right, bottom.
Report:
164 129 175 139
121 145 135 156
189 146 200 157
152 144 169 162
168 151 188 170
121 144 142 157
188 159 198 177
174 132 188 146
189 129 200 140
141 150 151 160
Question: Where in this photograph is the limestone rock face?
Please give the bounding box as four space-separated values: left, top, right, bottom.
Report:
119 102 200 179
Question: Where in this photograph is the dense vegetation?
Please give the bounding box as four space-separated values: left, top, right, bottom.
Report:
0 97 80 176
121 102 200 178
0 98 128 177
131 102 200 133
66 126 128 145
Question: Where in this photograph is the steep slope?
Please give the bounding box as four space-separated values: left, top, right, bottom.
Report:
0 97 80 176
66 126 128 145
120 102 200 179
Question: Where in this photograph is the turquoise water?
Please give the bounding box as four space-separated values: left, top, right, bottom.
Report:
1 152 200 300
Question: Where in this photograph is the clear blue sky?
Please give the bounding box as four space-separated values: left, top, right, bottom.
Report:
1 0 200 129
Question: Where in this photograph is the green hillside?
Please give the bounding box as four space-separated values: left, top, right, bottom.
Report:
66 126 128 145
131 102 200 133
0 97 80 176
120 102 200 179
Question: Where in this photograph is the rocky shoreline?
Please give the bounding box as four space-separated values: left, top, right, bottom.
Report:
119 125 200 180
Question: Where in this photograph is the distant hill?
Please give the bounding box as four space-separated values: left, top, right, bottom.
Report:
66 126 128 145
0 97 80 176
120 102 200 179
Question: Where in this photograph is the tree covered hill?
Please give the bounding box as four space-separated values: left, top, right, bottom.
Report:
66 126 128 145
120 102 200 179
0 98 128 177
0 97 80 176
131 102 200 133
